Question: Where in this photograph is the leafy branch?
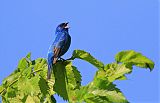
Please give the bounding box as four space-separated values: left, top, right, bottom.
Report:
0 49 154 103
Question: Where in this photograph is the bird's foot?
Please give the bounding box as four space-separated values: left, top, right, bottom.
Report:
59 57 66 62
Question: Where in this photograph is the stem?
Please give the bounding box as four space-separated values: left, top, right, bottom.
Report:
0 89 5 95
0 77 19 95
32 68 43 74
66 57 74 61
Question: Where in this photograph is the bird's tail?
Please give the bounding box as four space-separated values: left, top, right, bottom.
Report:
47 52 59 79
47 53 53 79
47 62 52 79
47 58 58 79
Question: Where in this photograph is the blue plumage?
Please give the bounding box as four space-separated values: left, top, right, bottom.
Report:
47 22 71 79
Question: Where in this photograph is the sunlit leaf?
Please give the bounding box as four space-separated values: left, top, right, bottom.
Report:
33 58 47 71
65 62 82 89
115 50 154 71
0 50 154 103
89 89 128 103
85 96 111 103
25 95 40 103
75 86 90 102
0 86 4 95
17 58 29 71
2 72 20 87
26 52 31 60
17 75 41 96
75 84 128 103
70 50 104 69
21 66 32 78
8 97 22 103
105 63 131 82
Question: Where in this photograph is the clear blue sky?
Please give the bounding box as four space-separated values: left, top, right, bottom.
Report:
0 0 159 103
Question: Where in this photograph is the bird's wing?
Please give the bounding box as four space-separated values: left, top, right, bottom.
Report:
53 47 61 58
52 47 60 64
52 33 66 63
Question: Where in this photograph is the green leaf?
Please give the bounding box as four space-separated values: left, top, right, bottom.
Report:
65 62 82 90
5 87 17 98
39 76 50 100
26 52 31 59
75 84 128 103
70 50 104 69
91 74 121 92
25 95 40 103
88 89 128 103
25 52 32 64
2 72 20 87
2 97 7 103
7 97 22 103
17 58 29 71
53 61 69 100
72 66 82 88
85 96 111 103
53 60 82 101
104 63 131 82
48 80 56 96
116 75 127 80
25 95 35 103
32 58 48 79
3 82 23 103
0 50 155 103
115 50 154 71
75 86 90 102
44 95 56 103
33 58 47 72
0 85 4 95
50 96 57 103
18 75 41 96
21 66 32 77
66 63 82 102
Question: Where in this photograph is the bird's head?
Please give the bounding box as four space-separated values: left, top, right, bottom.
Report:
56 22 69 32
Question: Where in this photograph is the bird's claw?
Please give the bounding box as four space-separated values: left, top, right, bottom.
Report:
59 57 66 61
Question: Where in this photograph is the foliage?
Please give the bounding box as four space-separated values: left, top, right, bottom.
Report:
0 50 154 103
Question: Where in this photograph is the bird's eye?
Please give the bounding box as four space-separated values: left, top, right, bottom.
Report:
60 23 65 27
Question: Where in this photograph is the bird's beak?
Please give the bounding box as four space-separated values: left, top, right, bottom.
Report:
64 22 70 28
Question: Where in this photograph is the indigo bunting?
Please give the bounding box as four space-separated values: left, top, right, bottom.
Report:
47 22 71 79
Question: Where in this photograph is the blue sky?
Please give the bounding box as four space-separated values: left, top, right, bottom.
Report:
0 0 159 103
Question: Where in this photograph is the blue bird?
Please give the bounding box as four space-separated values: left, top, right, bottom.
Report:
47 22 71 79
